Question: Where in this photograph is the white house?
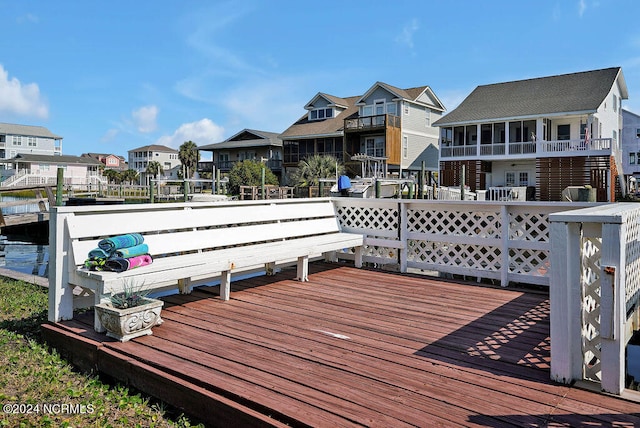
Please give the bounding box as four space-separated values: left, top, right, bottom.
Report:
128 144 181 185
433 67 628 202
1 154 103 187
622 109 640 192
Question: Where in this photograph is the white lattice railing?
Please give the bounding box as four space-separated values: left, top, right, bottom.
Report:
550 203 640 395
332 198 594 288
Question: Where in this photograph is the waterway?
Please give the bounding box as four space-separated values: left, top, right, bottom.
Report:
0 195 49 277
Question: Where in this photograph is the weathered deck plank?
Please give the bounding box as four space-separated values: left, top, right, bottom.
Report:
43 263 640 427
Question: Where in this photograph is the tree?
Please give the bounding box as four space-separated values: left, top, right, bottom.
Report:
103 169 121 184
291 155 344 187
145 161 164 184
228 160 278 195
178 141 200 179
122 169 139 185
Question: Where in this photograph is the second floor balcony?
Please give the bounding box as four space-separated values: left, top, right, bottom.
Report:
440 138 613 160
344 114 401 133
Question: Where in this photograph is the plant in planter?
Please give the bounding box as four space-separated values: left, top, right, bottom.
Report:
94 280 163 342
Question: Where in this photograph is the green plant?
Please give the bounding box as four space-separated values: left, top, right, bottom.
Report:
109 280 152 309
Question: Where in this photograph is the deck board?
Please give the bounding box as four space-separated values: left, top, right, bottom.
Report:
43 262 640 427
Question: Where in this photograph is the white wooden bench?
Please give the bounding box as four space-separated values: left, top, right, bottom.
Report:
48 198 364 332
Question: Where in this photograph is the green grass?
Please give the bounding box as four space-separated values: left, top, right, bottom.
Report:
0 278 203 427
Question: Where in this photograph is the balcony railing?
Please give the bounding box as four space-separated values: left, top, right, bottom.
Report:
441 138 613 159
344 114 400 132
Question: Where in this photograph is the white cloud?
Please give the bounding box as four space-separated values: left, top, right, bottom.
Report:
578 0 587 17
132 105 158 133
101 128 119 143
396 19 420 49
155 118 225 149
0 65 48 118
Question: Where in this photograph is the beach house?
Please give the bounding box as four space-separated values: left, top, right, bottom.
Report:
432 67 628 201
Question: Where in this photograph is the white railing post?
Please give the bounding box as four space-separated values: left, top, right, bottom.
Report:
399 201 408 273
500 205 509 287
600 222 626 394
550 221 583 384
48 208 74 322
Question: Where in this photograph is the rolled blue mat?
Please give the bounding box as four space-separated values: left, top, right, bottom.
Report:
114 243 149 258
98 233 144 253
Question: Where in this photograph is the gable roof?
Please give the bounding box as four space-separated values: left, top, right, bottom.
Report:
304 93 350 110
199 129 282 151
433 67 627 126
356 82 445 111
128 144 177 153
280 95 360 139
0 123 62 139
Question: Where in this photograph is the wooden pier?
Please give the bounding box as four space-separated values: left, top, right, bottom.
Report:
42 263 640 427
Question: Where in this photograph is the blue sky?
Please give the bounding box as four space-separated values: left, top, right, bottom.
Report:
2 0 640 160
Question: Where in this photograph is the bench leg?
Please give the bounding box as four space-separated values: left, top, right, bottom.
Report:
94 292 106 333
178 278 192 294
265 262 276 276
220 270 231 300
354 246 363 268
296 255 309 282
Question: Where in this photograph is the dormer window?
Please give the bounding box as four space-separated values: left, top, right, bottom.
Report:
310 108 334 120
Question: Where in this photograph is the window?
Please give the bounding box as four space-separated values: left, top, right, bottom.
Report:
404 104 409 115
557 124 571 140
613 130 617 144
631 153 636 165
505 172 515 187
0 135 5 143
12 136 22 146
362 105 373 116
519 172 529 186
386 103 397 116
28 137 36 147
441 127 453 146
636 128 640 138
310 108 333 120
613 94 617 112
425 109 431 127
403 136 408 158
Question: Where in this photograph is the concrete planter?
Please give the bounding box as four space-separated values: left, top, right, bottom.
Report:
94 298 164 342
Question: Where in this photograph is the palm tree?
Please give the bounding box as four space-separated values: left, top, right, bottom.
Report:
178 141 200 180
103 169 120 184
145 161 164 185
292 155 344 187
122 169 139 185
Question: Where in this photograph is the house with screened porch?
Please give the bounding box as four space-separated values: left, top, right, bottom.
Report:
432 67 628 202
280 82 445 182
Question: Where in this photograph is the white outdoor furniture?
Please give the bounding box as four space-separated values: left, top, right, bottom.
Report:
48 198 364 332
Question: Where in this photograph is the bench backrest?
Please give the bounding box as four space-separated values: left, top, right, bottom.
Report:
57 198 344 268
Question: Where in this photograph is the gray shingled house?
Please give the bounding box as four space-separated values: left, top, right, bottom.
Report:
279 82 445 181
432 67 628 202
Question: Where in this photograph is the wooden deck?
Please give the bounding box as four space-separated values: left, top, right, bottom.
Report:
42 263 640 427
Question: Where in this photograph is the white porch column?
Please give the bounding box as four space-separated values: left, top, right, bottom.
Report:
504 123 510 155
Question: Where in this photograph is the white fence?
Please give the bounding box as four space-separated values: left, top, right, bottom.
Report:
332 198 597 287
550 203 640 394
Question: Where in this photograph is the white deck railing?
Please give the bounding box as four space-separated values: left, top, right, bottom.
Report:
441 138 613 159
550 203 640 395
332 198 597 288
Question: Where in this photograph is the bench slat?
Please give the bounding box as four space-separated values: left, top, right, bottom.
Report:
66 202 336 239
71 217 341 264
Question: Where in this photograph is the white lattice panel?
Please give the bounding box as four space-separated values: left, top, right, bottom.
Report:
581 236 602 382
624 207 640 313
509 249 549 277
407 208 501 238
335 204 398 238
409 240 501 272
509 212 550 242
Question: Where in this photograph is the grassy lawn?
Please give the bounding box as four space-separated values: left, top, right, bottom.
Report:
0 278 203 427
